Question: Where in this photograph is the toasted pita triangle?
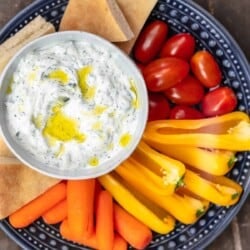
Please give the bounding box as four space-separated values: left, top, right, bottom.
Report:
115 0 157 54
0 158 60 219
0 138 60 219
59 0 134 42
0 16 55 73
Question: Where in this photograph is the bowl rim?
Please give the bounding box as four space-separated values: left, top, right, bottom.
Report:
0 31 149 180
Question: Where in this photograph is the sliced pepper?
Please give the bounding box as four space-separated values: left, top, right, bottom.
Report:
122 176 176 229
143 111 250 151
132 141 185 189
115 158 176 196
135 189 209 224
147 111 249 132
183 169 243 206
145 142 236 176
113 168 208 224
98 173 175 234
158 193 209 224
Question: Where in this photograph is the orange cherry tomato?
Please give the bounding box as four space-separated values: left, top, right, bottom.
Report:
190 50 222 88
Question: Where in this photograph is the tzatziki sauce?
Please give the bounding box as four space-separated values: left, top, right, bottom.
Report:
5 40 140 169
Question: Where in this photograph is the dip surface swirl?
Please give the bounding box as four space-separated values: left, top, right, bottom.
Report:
5 40 139 169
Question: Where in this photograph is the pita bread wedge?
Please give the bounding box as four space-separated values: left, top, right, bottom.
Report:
0 138 60 219
59 0 134 42
115 0 157 54
0 158 60 219
0 15 55 73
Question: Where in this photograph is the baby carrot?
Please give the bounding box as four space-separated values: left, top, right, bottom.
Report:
96 190 114 250
114 204 152 249
42 200 67 224
9 182 66 228
60 219 97 249
113 234 128 250
67 179 95 239
95 180 103 197
94 180 103 211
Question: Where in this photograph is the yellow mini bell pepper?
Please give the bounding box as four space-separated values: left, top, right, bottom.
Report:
122 175 177 229
158 193 210 224
114 166 208 224
98 173 175 234
145 142 236 176
132 141 186 189
115 158 175 196
143 111 250 151
147 111 249 131
183 169 242 206
135 189 209 224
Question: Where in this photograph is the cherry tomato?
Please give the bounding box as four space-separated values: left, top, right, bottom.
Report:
133 20 168 63
148 92 170 121
143 57 190 92
170 105 205 119
164 75 205 105
201 86 237 117
190 50 222 88
136 62 145 73
160 33 196 60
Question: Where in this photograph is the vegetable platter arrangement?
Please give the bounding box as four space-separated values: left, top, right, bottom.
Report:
7 24 249 249
0 0 250 250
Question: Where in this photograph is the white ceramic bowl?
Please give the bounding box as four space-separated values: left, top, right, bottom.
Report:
0 31 148 179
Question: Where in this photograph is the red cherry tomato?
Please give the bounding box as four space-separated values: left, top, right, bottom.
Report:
190 50 222 88
143 57 190 92
136 62 145 73
133 20 168 64
164 75 205 105
201 86 238 117
170 105 205 119
160 33 196 60
148 92 170 121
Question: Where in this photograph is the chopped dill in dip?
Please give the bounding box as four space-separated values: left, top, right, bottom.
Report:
5 40 139 169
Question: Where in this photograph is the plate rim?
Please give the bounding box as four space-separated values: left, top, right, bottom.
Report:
187 0 250 77
0 0 48 41
0 0 250 249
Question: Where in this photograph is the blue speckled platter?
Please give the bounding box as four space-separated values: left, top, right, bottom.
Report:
0 0 250 249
